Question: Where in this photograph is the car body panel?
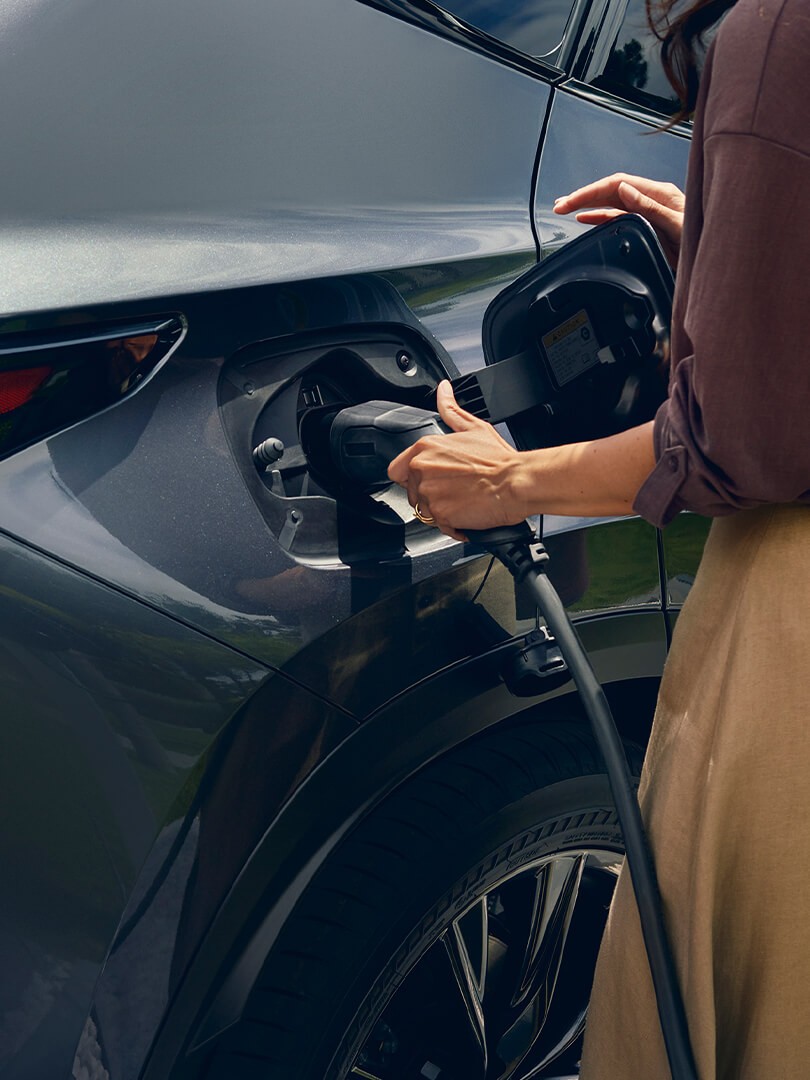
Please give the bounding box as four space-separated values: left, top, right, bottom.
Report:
0 279 521 674
533 86 691 257
0 0 548 318
77 670 355 1080
0 533 285 1079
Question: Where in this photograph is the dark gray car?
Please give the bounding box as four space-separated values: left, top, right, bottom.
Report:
0 2 705 1078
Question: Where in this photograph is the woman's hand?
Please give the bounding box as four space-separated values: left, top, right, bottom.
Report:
389 382 658 536
387 381 524 540
553 173 685 268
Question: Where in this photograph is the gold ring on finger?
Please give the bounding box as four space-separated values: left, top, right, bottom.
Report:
413 502 436 525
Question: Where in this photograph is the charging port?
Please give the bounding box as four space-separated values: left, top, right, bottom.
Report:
218 325 452 564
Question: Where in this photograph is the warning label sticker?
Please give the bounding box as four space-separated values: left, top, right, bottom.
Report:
542 309 600 387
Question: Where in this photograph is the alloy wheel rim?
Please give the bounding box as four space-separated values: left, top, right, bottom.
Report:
349 847 622 1080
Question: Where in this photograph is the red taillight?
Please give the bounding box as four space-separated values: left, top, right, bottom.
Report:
0 316 183 460
0 366 52 414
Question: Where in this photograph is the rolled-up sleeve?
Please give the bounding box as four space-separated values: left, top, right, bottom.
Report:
634 131 810 527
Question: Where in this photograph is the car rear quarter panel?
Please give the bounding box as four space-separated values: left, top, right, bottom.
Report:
0 0 548 317
0 0 554 1072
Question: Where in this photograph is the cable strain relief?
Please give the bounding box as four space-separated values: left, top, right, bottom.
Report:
498 539 549 584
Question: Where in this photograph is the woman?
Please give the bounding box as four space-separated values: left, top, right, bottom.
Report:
389 0 810 1074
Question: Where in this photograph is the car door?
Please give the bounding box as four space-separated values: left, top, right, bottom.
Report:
530 0 699 639
534 0 692 257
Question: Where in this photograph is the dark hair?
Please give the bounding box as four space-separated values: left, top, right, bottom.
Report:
646 0 737 121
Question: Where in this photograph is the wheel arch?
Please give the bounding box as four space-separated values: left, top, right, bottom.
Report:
145 609 664 1079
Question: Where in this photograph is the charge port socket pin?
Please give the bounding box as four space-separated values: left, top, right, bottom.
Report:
253 436 285 469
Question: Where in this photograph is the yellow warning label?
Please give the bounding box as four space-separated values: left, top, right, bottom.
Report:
542 308 600 388
542 309 588 349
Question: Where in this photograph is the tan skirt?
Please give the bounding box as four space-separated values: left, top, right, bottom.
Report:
579 504 810 1080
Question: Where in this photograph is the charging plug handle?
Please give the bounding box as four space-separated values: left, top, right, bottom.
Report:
329 400 450 490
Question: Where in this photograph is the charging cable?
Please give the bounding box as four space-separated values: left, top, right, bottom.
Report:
466 521 698 1080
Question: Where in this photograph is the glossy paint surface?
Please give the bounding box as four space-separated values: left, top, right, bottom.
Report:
0 0 551 1062
0 0 547 316
83 674 355 1080
0 273 531 678
0 535 274 1078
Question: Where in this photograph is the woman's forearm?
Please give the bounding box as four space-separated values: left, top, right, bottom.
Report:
512 421 656 519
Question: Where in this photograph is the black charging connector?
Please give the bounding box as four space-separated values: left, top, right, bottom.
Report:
328 400 449 490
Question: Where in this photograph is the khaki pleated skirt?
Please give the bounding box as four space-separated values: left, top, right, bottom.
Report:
580 504 810 1080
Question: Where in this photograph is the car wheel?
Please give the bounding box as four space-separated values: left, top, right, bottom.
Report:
202 721 643 1080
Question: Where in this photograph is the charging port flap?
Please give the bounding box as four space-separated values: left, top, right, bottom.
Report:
453 214 674 450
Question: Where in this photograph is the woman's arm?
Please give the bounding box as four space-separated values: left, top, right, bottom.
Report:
388 381 656 539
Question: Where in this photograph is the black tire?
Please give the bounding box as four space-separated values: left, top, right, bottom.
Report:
203 721 643 1080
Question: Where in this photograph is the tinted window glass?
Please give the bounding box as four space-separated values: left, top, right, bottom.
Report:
591 0 679 113
440 0 576 59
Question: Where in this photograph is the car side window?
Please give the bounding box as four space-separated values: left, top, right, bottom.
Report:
438 0 577 62
588 0 679 114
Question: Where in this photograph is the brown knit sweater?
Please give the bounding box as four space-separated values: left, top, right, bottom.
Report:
633 0 810 527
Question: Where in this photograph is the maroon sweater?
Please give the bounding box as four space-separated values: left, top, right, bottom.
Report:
633 0 810 527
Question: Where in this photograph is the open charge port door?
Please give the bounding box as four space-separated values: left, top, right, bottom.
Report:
219 217 673 570
218 325 452 566
464 214 674 452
